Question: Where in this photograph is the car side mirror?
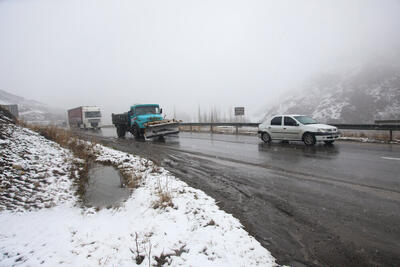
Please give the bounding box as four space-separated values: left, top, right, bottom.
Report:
295 123 299 126
160 108 163 114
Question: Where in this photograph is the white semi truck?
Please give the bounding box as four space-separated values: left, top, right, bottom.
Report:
68 106 102 130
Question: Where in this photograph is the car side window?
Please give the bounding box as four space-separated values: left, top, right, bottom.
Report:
284 116 297 126
271 116 282 126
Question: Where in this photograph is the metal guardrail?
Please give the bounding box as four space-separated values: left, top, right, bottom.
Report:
375 120 400 125
180 122 259 134
180 122 400 141
180 122 259 127
331 124 400 130
331 124 400 142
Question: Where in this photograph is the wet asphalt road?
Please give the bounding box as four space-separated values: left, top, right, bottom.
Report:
79 128 400 267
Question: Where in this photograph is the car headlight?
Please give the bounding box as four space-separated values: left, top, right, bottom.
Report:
318 128 328 133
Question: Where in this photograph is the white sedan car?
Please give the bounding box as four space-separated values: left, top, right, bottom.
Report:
258 115 340 146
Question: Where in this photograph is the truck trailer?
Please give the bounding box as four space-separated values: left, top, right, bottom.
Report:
68 106 102 129
112 104 179 139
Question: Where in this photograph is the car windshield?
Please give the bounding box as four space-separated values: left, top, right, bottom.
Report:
294 116 317 125
136 106 159 115
85 111 101 118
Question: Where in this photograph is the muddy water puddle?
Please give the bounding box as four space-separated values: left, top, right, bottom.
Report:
84 163 131 208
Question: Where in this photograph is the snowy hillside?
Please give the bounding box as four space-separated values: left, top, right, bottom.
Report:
262 64 400 123
0 89 66 123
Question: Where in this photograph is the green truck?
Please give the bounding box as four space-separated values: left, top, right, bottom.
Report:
111 104 179 139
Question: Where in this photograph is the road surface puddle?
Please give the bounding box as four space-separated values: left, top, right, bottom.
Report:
84 163 131 208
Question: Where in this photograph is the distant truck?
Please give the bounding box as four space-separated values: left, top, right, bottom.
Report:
112 104 179 139
68 106 102 129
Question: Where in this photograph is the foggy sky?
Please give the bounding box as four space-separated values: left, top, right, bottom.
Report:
1 0 400 122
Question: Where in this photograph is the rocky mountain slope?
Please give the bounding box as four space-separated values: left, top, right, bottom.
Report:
0 89 66 123
263 64 400 123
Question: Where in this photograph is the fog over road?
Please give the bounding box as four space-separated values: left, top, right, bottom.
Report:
79 129 400 267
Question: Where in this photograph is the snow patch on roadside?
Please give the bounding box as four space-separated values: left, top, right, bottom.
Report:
339 136 370 143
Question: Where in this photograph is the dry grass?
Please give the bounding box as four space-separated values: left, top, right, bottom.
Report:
28 125 72 146
122 172 143 189
205 219 216 227
152 177 173 209
153 245 188 267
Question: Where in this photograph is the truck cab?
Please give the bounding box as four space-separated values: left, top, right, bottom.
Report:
82 106 102 129
68 106 102 130
112 104 179 139
128 104 163 129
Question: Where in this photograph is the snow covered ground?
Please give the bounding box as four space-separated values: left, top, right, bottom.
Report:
0 119 277 266
0 122 75 212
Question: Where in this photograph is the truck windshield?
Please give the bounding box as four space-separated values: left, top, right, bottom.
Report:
85 111 101 118
136 106 159 115
294 116 317 125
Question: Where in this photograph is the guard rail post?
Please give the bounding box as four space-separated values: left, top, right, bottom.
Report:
374 120 400 142
236 125 239 134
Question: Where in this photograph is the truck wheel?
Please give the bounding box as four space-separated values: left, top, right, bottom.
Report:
133 124 142 139
261 132 271 143
116 126 126 138
303 133 316 146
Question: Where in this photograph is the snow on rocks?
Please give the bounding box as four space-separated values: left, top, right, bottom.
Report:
0 115 13 124
0 123 277 266
0 123 76 212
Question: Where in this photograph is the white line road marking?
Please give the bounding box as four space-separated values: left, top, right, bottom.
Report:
381 157 400 161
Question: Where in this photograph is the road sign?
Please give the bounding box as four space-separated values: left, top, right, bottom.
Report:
234 107 244 116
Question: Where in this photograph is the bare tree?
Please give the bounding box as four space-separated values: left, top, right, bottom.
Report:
197 105 201 123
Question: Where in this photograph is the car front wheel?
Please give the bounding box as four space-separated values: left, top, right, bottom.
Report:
303 133 316 146
261 132 271 143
